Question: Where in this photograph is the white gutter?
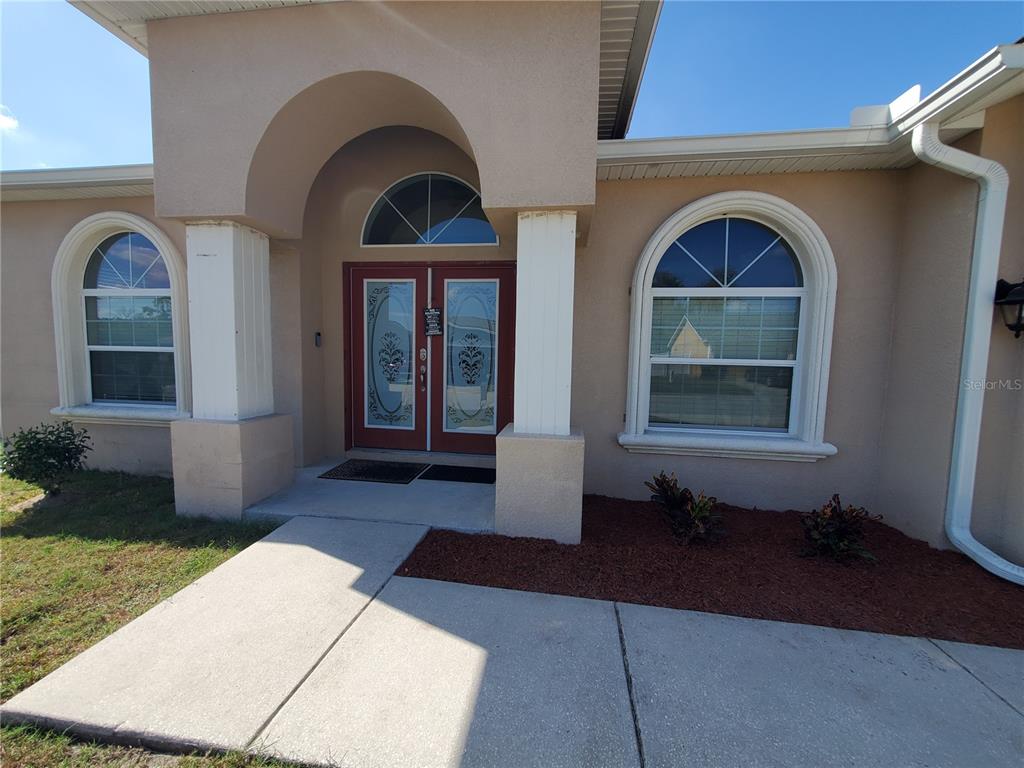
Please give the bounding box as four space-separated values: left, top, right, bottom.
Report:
911 122 1024 585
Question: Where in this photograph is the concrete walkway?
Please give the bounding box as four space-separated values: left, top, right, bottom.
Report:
244 462 495 533
3 516 1022 767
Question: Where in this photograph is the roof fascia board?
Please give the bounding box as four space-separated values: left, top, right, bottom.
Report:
1 164 154 191
597 126 891 166
69 2 149 56
613 0 663 139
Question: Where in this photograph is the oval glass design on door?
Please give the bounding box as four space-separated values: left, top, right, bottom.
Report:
365 280 415 429
445 279 498 433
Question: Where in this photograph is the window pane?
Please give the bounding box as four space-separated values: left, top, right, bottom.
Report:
363 197 421 245
129 233 170 289
763 297 800 327
654 220 726 288
429 216 498 244
730 238 803 288
652 217 803 289
85 296 173 348
649 364 792 430
651 296 799 361
90 350 175 404
725 219 778 284
385 176 429 239
84 234 131 289
84 232 169 289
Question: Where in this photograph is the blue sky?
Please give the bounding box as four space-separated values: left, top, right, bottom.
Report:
629 1 1024 138
1 1 1022 170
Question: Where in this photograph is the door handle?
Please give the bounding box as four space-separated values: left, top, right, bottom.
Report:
419 364 427 392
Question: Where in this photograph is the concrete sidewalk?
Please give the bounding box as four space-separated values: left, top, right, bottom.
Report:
3 516 1021 767
0 517 428 752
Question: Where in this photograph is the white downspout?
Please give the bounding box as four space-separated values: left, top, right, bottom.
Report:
911 121 1024 585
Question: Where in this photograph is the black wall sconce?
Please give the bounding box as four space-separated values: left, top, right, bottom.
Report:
314 331 322 348
995 279 1024 338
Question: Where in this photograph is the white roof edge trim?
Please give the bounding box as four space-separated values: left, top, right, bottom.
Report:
69 1 148 56
1 164 154 189
616 0 663 139
602 43 1024 166
597 126 893 164
890 44 1023 134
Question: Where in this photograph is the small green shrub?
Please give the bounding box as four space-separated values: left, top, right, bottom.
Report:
800 493 881 562
1 421 92 494
644 471 722 544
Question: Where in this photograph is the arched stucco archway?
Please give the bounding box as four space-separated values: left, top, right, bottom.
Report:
245 71 478 238
148 2 598 235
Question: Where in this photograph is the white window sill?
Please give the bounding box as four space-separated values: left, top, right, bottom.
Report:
51 405 190 428
617 431 837 462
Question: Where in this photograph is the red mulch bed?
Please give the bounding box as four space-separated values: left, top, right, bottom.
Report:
398 495 1024 648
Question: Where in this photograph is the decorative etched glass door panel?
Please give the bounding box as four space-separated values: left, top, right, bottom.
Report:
365 280 415 429
444 280 498 433
348 266 427 451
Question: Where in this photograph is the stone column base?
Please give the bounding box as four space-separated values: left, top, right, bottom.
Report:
495 424 584 544
171 414 294 519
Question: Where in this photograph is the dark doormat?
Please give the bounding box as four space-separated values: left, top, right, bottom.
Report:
319 459 429 484
419 465 496 485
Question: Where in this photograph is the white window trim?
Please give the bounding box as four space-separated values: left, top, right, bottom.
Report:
51 212 191 426
619 191 838 462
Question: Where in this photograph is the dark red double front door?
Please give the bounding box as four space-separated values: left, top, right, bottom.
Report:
346 263 514 455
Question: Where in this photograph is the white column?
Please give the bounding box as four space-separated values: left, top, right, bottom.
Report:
514 211 577 435
185 221 274 420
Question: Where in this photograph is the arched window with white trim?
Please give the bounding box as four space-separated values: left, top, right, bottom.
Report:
362 173 498 246
83 232 175 404
620 192 837 461
52 212 190 422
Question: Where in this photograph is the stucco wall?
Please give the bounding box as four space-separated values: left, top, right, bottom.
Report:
294 126 516 461
576 171 907 512
0 197 185 476
877 104 1024 557
147 1 600 238
875 157 976 547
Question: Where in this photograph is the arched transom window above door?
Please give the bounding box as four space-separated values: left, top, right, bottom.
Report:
362 173 498 246
620 191 838 462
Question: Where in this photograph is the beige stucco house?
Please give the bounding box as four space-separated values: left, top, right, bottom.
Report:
2 2 1022 583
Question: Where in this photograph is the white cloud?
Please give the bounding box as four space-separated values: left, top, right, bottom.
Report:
0 105 19 132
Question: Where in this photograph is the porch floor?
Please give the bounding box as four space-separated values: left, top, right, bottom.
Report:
243 460 495 532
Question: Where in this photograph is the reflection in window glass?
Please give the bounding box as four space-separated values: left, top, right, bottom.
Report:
649 364 793 431
363 173 498 245
647 217 802 432
652 218 802 289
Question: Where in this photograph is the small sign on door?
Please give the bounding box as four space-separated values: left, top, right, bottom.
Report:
424 307 442 336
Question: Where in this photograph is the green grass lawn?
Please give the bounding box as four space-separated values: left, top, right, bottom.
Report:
0 471 293 767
